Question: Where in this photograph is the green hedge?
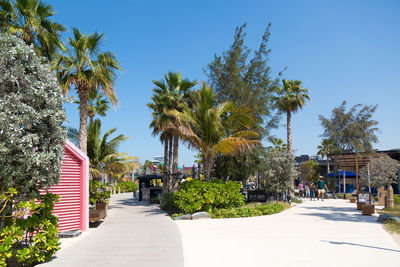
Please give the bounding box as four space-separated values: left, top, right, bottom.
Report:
210 202 287 218
173 180 245 214
117 181 138 192
394 195 400 205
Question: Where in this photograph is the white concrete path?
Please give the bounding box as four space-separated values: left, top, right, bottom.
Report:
42 193 183 267
176 199 400 267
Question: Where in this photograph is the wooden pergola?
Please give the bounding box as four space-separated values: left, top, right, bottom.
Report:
331 153 384 192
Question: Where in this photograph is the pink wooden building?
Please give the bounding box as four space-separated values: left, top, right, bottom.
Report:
41 140 89 232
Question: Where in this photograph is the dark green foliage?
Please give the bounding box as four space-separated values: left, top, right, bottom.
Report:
213 145 266 182
160 192 177 213
319 101 379 154
173 180 245 214
0 34 66 199
300 160 320 183
0 189 60 266
209 202 287 218
117 181 138 192
150 196 160 204
205 23 280 138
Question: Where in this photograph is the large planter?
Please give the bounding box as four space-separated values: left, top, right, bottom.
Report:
362 204 375 215
96 201 108 217
357 202 367 210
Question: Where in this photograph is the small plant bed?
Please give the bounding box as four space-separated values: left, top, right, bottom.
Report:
210 202 290 218
378 206 400 235
291 197 302 204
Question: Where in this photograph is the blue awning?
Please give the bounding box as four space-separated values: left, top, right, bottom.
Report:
327 171 358 178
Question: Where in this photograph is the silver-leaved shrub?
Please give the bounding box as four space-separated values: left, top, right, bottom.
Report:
0 34 66 198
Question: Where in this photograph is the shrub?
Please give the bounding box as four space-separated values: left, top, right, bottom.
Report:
173 179 244 214
89 180 111 205
394 195 400 206
0 189 60 266
160 192 177 213
117 181 138 192
210 202 287 218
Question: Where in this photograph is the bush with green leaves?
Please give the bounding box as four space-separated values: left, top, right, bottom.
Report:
394 195 400 206
160 192 177 213
117 181 138 192
0 188 60 266
173 180 244 214
0 34 66 199
209 202 287 218
89 180 111 205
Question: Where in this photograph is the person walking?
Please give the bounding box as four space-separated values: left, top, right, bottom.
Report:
316 177 329 201
310 182 316 201
305 183 310 199
298 181 304 198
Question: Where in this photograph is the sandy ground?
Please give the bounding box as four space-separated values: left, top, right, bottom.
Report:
176 199 400 267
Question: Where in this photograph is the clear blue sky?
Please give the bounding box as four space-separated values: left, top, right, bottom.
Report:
49 0 400 166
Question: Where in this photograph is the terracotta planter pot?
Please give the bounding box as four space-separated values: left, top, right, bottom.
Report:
349 197 357 203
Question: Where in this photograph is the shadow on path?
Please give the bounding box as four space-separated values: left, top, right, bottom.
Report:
321 240 400 253
108 196 166 216
298 205 377 223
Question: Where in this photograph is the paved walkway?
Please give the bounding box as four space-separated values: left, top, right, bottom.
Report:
176 199 400 267
42 193 183 267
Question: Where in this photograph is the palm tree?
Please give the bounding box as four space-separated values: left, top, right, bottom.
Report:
317 139 336 174
179 83 259 180
75 89 110 126
87 119 135 181
273 79 310 155
0 0 65 61
53 28 121 154
147 72 196 191
269 137 287 152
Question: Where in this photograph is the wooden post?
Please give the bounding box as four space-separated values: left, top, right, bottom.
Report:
355 156 359 193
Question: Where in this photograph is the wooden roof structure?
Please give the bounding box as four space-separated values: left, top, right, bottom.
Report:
330 153 383 169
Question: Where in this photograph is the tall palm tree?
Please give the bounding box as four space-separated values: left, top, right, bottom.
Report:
317 139 336 174
178 83 259 180
53 28 121 154
0 0 65 61
273 79 310 155
75 89 110 125
147 72 196 191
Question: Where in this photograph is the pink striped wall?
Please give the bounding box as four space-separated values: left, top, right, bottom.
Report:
40 140 89 232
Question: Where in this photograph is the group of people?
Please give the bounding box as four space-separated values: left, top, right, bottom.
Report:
298 177 329 201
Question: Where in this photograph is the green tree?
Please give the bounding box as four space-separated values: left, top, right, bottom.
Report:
147 72 196 191
263 148 297 199
317 139 336 174
360 155 399 188
300 160 320 183
87 119 133 182
53 28 121 154
143 160 153 175
0 0 65 61
205 23 280 138
178 83 259 180
268 137 287 152
319 101 379 191
0 34 66 198
273 79 310 155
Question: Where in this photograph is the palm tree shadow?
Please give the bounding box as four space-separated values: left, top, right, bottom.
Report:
321 240 400 253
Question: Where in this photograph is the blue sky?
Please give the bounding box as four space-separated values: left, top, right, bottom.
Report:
49 0 400 166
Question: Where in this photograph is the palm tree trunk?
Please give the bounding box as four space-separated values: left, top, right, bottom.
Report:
163 139 169 193
203 156 213 181
327 155 330 174
286 111 292 155
172 133 179 191
89 115 94 126
79 90 89 154
168 136 173 190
